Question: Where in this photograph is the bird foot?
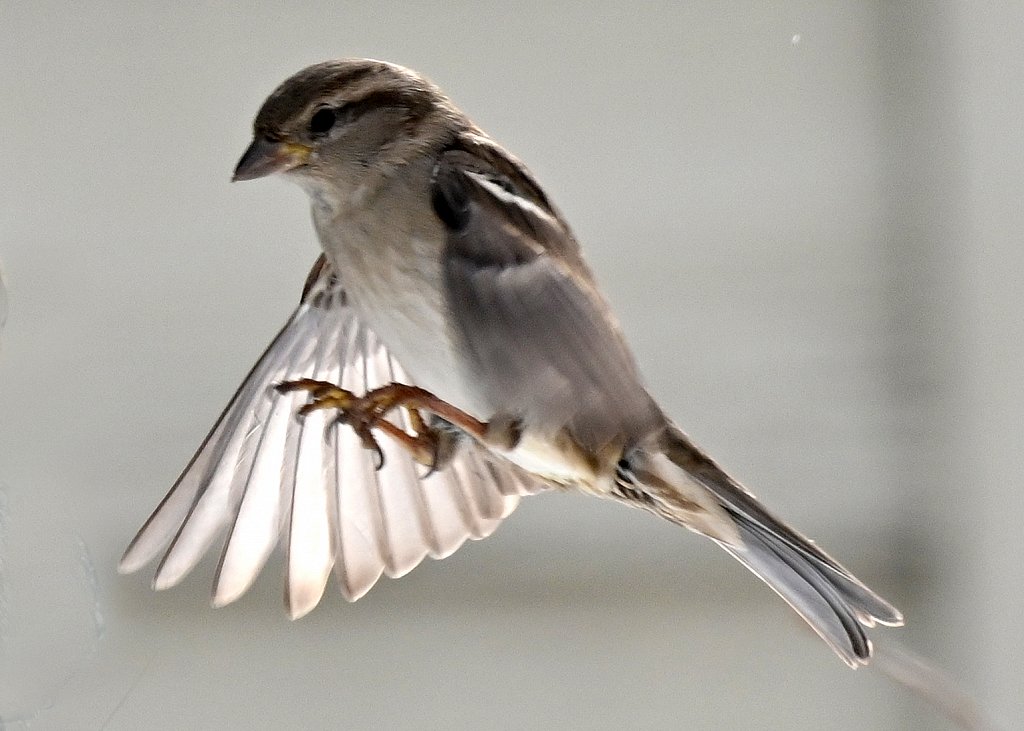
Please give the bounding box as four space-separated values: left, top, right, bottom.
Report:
275 379 486 472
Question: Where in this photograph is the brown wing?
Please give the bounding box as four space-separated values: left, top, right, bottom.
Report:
432 145 662 455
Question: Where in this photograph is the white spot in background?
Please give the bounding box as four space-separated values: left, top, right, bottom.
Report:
791 34 802 46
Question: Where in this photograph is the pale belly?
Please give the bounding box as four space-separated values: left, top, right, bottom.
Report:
325 231 491 419
496 432 612 492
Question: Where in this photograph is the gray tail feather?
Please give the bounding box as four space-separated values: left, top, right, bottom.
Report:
720 514 876 666
660 424 903 667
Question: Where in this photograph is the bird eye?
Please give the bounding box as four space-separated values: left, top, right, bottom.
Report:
308 107 336 137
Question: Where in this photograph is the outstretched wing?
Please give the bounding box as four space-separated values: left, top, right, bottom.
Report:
120 255 542 618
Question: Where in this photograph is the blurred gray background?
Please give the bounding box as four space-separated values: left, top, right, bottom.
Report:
1 2 1021 729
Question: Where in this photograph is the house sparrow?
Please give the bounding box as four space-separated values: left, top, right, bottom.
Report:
120 59 902 667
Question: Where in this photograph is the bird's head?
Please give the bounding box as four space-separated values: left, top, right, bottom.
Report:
233 59 463 201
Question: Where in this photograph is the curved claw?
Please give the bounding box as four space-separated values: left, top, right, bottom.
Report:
341 416 385 470
419 435 443 479
371 443 386 471
359 428 386 471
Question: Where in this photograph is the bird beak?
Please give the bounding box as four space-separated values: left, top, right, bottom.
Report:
232 138 312 181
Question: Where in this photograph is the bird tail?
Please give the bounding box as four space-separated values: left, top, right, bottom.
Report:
628 423 903 667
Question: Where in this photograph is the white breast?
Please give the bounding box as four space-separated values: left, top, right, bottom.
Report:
313 181 492 421
342 238 470 406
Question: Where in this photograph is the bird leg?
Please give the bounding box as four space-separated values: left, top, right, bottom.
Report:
275 379 488 471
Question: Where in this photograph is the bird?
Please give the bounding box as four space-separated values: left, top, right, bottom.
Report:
119 58 902 667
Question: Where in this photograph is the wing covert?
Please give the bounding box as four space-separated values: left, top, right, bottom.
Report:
432 149 662 454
